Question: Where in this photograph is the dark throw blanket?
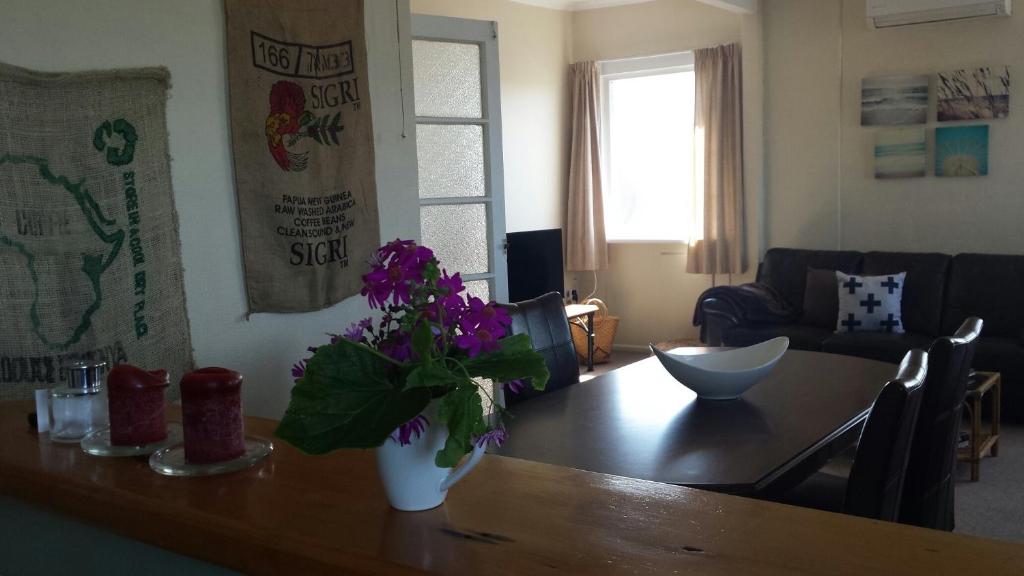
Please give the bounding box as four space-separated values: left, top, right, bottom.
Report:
692 283 800 341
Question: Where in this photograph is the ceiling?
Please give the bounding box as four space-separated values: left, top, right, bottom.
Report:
509 0 756 12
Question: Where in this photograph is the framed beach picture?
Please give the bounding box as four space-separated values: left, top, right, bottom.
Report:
875 127 926 179
861 75 929 126
937 66 1010 122
935 125 989 177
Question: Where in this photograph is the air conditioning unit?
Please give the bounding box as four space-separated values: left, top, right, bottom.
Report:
867 0 1011 28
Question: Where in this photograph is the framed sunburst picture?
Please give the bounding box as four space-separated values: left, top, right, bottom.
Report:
935 125 989 177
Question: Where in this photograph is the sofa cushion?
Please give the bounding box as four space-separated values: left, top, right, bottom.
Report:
800 268 839 330
972 337 1024 380
758 248 863 311
822 332 933 364
835 272 906 334
943 253 1024 338
973 337 1024 421
863 251 950 337
723 324 832 351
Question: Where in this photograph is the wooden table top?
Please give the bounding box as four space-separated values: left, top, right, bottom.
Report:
564 303 600 319
497 349 895 492
1 400 1022 575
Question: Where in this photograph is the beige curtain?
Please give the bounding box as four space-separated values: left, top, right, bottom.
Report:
566 61 608 272
687 43 747 275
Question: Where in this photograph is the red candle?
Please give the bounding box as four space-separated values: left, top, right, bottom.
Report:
180 367 245 464
108 365 169 446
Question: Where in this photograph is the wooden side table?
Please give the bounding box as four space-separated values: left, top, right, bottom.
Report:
958 371 1001 482
565 303 599 372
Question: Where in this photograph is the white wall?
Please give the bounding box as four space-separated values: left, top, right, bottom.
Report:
763 0 842 250
411 0 573 233
0 0 418 417
764 0 1024 256
572 0 763 347
839 0 1024 254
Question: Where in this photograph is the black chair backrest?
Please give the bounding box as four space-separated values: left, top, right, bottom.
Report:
844 349 928 522
501 292 579 406
899 317 983 530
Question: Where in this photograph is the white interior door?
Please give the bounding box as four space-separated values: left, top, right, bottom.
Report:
411 15 507 303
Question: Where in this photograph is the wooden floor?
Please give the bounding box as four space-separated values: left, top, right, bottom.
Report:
579 348 650 381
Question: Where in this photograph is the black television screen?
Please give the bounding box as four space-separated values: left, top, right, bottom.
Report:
506 228 564 303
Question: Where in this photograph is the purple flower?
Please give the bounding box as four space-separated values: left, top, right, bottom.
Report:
291 359 308 382
379 332 414 362
361 240 437 309
474 427 508 448
437 270 465 301
460 297 512 336
392 241 435 271
505 379 526 395
360 263 411 308
454 329 494 358
437 269 465 296
343 317 373 342
455 297 512 357
390 414 430 446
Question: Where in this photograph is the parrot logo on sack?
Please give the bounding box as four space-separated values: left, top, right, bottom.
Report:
265 81 344 172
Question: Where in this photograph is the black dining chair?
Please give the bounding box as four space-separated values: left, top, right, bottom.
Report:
776 349 929 522
899 317 983 531
500 291 579 406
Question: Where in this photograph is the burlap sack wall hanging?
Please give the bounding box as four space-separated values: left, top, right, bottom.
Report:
0 62 194 401
225 0 380 313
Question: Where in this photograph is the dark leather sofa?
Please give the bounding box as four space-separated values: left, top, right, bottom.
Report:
699 248 1024 419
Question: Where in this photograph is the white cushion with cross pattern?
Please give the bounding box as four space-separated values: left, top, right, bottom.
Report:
834 271 906 334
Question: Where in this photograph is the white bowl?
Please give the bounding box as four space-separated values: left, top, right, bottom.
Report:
650 337 789 400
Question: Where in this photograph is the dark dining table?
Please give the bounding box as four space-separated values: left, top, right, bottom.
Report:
494 349 898 495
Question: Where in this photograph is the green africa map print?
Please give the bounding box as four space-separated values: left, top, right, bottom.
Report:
0 153 125 351
0 63 193 401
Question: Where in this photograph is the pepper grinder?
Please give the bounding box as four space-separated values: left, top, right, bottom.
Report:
48 360 109 442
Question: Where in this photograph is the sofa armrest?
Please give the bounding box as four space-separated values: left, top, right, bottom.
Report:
700 297 740 346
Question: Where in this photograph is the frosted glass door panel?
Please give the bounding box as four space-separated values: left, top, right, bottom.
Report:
463 280 491 302
417 124 485 198
421 204 489 274
412 40 482 118
413 15 507 302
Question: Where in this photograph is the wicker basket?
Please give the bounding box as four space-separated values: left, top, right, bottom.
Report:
570 298 619 365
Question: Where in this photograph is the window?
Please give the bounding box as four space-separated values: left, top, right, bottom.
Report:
600 52 695 243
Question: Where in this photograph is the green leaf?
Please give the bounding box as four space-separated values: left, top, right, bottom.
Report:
275 339 431 454
423 261 441 284
435 382 487 468
462 333 550 391
299 111 314 126
406 362 464 390
411 320 434 362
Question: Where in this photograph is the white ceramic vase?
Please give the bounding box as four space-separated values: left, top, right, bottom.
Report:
376 401 486 512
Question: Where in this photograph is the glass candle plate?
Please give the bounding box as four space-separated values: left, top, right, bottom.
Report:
80 423 184 457
148 437 273 477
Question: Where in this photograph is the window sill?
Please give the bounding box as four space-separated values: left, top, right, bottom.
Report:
607 239 688 245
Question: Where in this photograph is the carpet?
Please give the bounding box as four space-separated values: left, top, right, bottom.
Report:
954 424 1024 542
